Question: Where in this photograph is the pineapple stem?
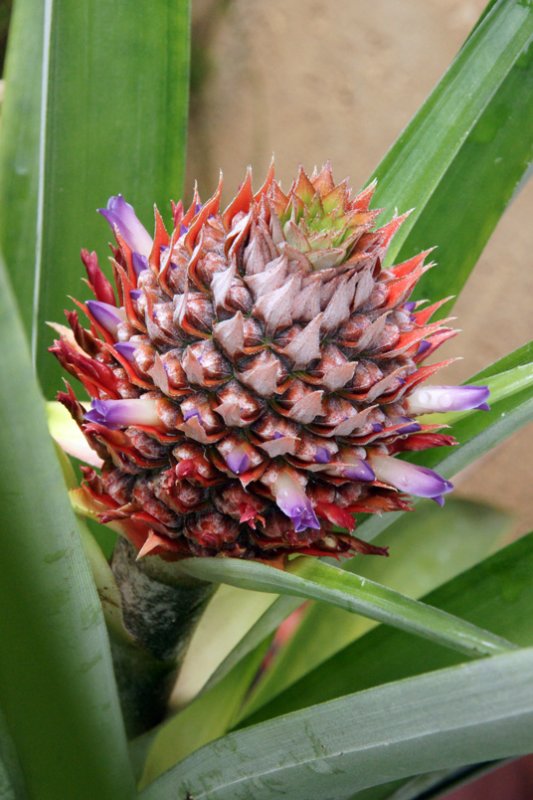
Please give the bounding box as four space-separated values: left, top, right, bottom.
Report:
110 538 215 737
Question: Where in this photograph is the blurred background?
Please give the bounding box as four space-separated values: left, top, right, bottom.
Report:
185 0 533 538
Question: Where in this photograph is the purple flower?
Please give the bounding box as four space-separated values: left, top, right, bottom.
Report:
273 471 320 533
406 384 490 415
98 195 153 257
395 416 422 435
183 409 201 422
370 452 453 505
86 300 126 336
315 447 331 464
225 447 251 475
343 459 375 482
132 253 149 277
416 340 431 356
84 399 160 430
113 342 137 362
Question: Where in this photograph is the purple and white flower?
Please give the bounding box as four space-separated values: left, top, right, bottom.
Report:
132 253 149 276
113 342 137 362
406 384 490 415
86 300 126 336
342 459 376 482
98 195 153 257
84 398 160 430
225 445 251 475
273 471 320 532
370 452 453 505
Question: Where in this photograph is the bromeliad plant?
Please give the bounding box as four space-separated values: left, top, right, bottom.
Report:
0 1 532 800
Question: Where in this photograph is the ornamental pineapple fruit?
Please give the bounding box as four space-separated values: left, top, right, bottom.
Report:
51 164 488 561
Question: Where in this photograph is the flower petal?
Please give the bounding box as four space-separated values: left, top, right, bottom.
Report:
132 253 149 276
406 384 490 414
98 195 153 256
370 452 453 500
84 398 160 430
113 342 137 362
86 300 126 336
273 471 320 532
225 446 251 475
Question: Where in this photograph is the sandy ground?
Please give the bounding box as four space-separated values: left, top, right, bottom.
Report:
187 0 533 535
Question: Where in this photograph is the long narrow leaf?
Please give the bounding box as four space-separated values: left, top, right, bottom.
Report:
0 0 191 397
173 584 275 706
0 255 135 798
141 500 510 785
243 532 533 726
140 647 533 800
349 761 505 800
139 640 271 789
171 556 513 659
371 0 533 308
137 595 296 784
243 499 510 716
0 710 26 800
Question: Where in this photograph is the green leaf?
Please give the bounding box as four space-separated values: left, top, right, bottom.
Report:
0 253 135 798
243 499 510 716
0 710 26 800
171 555 513 659
77 519 132 645
243 532 533 726
139 639 271 789
139 646 533 800
371 0 533 309
349 762 504 800
139 499 510 785
136 594 296 785
174 584 276 705
0 0 191 397
469 339 533 381
202 594 301 694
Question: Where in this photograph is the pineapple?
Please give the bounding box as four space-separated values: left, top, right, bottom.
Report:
51 164 489 561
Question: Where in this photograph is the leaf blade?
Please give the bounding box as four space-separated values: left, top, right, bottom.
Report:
243 532 533 726
0 254 135 799
172 555 514 659
243 499 511 716
140 647 533 800
0 0 191 397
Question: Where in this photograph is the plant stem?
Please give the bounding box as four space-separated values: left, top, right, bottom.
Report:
110 538 215 736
